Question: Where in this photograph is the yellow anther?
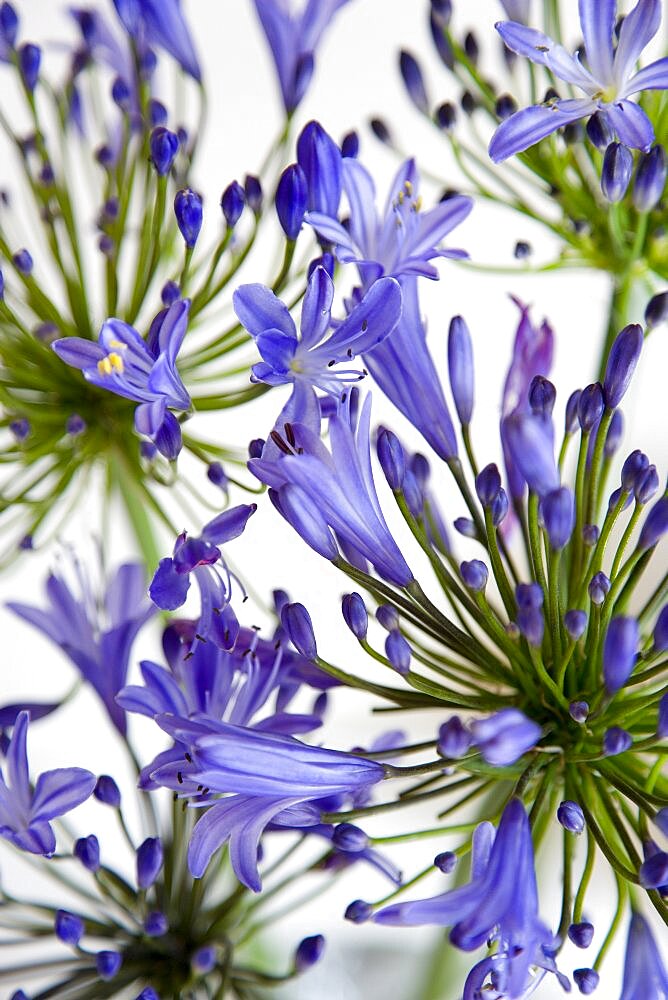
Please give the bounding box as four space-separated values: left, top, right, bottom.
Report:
108 339 127 350
414 195 423 212
108 352 124 372
404 180 413 195
97 352 124 376
397 190 405 204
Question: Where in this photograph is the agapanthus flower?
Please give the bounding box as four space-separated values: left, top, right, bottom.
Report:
112 0 201 81
619 912 668 999
53 299 192 459
490 0 668 161
7 559 154 734
0 711 95 855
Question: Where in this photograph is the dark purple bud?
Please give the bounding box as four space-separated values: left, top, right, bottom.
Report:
276 164 307 240
645 290 668 328
517 606 544 646
564 121 585 145
565 390 582 434
192 946 216 974
513 241 533 263
659 693 668 737
10 418 30 441
578 383 604 432
542 487 575 550
332 823 369 852
248 438 264 459
502 413 559 496
588 572 610 606
13 249 33 275
144 911 168 936
516 583 543 609
635 464 659 504
140 441 157 461
149 127 179 176
586 111 613 149
574 968 599 994
341 130 359 158
448 315 474 425
111 75 131 110
370 117 392 145
410 454 430 489
281 603 317 659
97 951 122 981
638 496 668 550
39 163 54 186
601 142 633 202
341 593 368 639
529 375 556 417
434 851 457 873
385 629 411 674
136 837 163 889
438 716 472 758
568 922 594 948
603 726 632 756
74 834 100 871
564 610 587 641
495 93 518 120
98 234 114 257
604 409 623 457
464 31 479 64
430 6 454 68
569 700 589 723
471 708 541 765
475 464 501 507
206 462 228 491
435 101 456 129
174 189 203 248
557 800 585 834
244 175 263 215
295 934 325 973
345 899 372 923
66 414 86 436
454 517 477 538
94 773 120 804
653 605 668 651
297 122 343 217
273 589 290 615
460 559 488 592
402 469 423 518
0 3 18 47
399 50 429 114
148 98 168 126
491 488 509 527
639 851 668 889
55 910 84 947
621 449 649 490
633 145 666 212
220 181 245 227
154 410 182 460
603 324 643 409
96 144 115 169
19 43 41 91
377 428 405 490
582 523 600 546
140 49 157 79
461 90 477 115
376 604 399 631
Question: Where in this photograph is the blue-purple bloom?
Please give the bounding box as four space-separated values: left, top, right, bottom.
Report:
619 912 668 999
490 0 668 161
470 708 541 766
0 712 95 855
112 0 201 81
502 412 559 497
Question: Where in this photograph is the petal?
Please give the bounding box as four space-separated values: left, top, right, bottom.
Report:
51 338 105 370
299 266 334 349
614 0 661 88
105 563 150 627
489 99 595 161
6 711 30 805
156 299 190 362
255 329 298 373
2 821 56 856
149 557 191 611
605 101 654 150
140 0 202 81
134 398 166 437
579 0 615 83
342 158 378 257
201 503 257 546
31 768 96 822
495 21 554 65
314 276 402 360
233 283 296 340
303 212 356 253
624 56 668 95
404 195 473 259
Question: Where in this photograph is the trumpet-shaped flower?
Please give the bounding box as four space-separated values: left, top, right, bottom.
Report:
490 0 668 161
112 0 201 81
620 912 668 999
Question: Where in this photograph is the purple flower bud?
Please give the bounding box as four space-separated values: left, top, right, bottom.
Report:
529 375 556 417
281 603 317 659
454 517 477 538
94 774 121 807
19 43 41 92
621 449 649 490
655 808 668 837
308 253 335 280
376 604 399 631
604 408 623 457
66 414 86 436
517 606 544 646
569 700 589 723
10 418 30 441
207 462 228 490
297 125 342 214
136 837 163 889
402 469 423 518
135 990 159 1000
140 441 158 461
608 485 633 513
399 50 429 114
491 488 509 526
495 93 518 120
385 629 411 674
588 572 610 606
154 410 182 460
513 239 532 258
174 189 203 248
341 593 368 639
601 142 633 202
111 75 131 109
578 383 604 432
557 800 585 834
370 117 392 144
639 851 668 889
542 487 575 550
603 726 632 756
0 3 18 47
148 98 168 126
13 249 33 275
434 851 457 873
460 559 488 592
345 899 372 923
603 324 643 409
471 708 541 766
332 823 369 852
635 464 659 504
448 315 474 425
574 968 599 994
645 290 668 328
221 181 245 227
568 922 594 948
377 428 405 490
295 934 325 973
659 693 668 737
430 4 454 67
436 101 456 129
275 164 307 240
475 463 501 507
341 130 359 158
192 946 216 973
144 911 168 937
564 610 588 641
638 496 668 550
55 910 84 947
565 389 582 434
653 605 668 651
502 413 559 497
437 716 472 758
244 174 263 215
149 127 179 176
516 582 543 609
410 453 430 489
74 834 100 871
248 438 264 459
603 616 639 694
633 146 667 212
586 111 613 149
97 951 122 981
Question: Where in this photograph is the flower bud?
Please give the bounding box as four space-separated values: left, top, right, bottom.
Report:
557 800 585 834
345 899 372 923
638 496 668 550
635 464 659 504
471 708 541 766
207 462 228 491
578 383 604 432
159 280 179 306
385 629 411 674
516 582 543 609
639 851 668 889
655 808 668 837
399 50 429 114
341 130 359 158
192 946 216 973
55 909 84 947
437 716 472 758
402 468 423 518
574 968 599 994
603 726 632 756
653 605 668 651
0 3 18 47
447 315 474 425
633 145 666 212
341 593 368 639
495 93 518 120
502 413 559 497
588 571 610 606
377 428 406 490
492 488 509 526
564 610 587 641
295 934 325 973
586 111 613 149
475 463 501 507
542 487 575 550
434 851 457 873
601 142 633 202
149 127 179 176
659 693 668 738
275 164 307 240
13 248 33 275
221 181 245 227
332 823 369 852
154 410 182 460
603 616 639 694
10 418 30 441
568 922 594 948
460 559 488 592
281 603 317 659
97 951 122 980
454 516 477 538
565 389 581 434
244 174 263 215
144 911 168 936
645 290 668 328
19 43 41 91
136 837 163 889
148 98 168 126
604 408 623 457
529 375 556 417
517 607 544 646
174 188 203 248
569 700 589 723
66 414 86 436
74 834 100 871
436 101 456 129
94 774 121 806
621 449 649 490
376 604 399 631
603 324 643 409
111 75 131 110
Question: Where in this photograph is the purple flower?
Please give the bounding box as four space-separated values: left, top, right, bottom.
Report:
52 300 191 459
112 0 201 81
620 912 668 999
502 412 559 497
8 561 154 734
297 120 343 215
471 708 542 766
490 0 668 161
542 486 576 549
603 616 639 693
0 712 95 856
253 0 353 112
